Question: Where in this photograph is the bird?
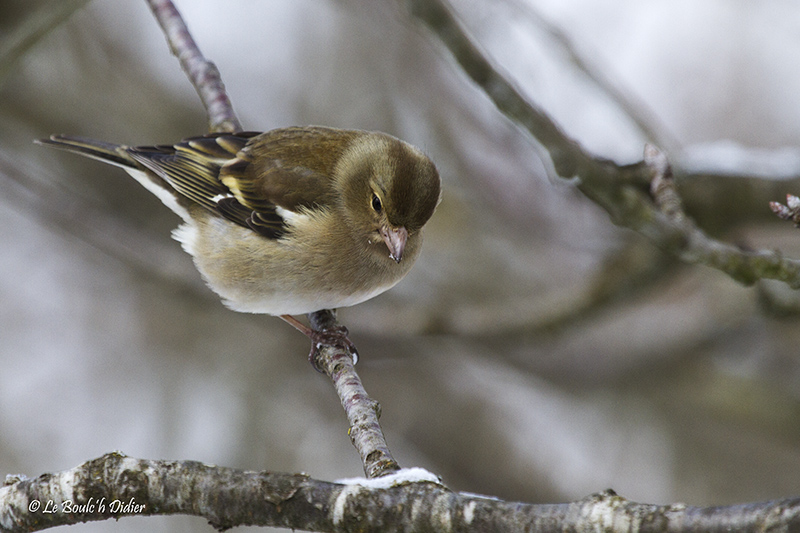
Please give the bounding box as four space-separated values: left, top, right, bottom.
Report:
37 126 441 363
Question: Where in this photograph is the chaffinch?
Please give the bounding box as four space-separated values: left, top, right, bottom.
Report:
38 127 441 359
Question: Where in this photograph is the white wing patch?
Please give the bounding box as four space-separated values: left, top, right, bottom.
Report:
211 193 235 203
275 206 311 226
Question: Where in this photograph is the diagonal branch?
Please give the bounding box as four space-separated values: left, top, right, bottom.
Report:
143 0 395 478
144 0 242 133
405 0 800 289
507 0 680 153
309 310 401 479
404 0 610 181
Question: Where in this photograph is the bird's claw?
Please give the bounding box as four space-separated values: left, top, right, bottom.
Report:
307 325 359 372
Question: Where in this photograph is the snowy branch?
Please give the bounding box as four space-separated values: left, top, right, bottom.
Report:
3 452 800 532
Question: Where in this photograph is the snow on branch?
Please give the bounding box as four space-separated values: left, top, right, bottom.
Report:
3 452 800 532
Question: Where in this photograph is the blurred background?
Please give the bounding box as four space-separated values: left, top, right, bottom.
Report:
3 0 800 530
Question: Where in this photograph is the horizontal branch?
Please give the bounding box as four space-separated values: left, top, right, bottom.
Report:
2 452 799 532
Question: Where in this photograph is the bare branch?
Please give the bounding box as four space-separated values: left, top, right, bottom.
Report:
139 0 400 480
640 146 800 288
309 310 401 479
141 0 400 478
404 0 603 181
405 0 800 289
144 0 242 133
3 453 800 532
140 0 400 481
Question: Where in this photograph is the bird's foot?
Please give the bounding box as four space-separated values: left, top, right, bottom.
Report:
280 314 359 372
307 324 359 372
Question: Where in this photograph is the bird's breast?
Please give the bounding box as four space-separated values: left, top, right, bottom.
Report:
177 209 419 315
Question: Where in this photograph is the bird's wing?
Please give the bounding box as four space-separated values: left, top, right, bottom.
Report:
126 132 257 214
128 129 350 239
216 127 359 236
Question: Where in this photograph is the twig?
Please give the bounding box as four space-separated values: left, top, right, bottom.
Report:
3 452 800 532
646 143 685 222
308 310 401 478
771 194 800 227
406 0 800 289
144 0 396 478
144 0 242 133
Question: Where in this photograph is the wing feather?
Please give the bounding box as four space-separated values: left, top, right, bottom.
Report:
125 130 349 239
44 128 359 241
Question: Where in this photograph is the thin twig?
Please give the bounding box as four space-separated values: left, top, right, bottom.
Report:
646 143 685 222
144 0 242 133
771 194 800 227
144 0 395 478
309 310 401 478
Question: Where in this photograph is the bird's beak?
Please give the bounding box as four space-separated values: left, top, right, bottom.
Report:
380 225 408 263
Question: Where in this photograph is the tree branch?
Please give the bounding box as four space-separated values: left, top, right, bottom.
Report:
143 0 397 479
144 0 242 133
405 0 800 289
639 145 800 288
309 310 401 479
3 452 800 532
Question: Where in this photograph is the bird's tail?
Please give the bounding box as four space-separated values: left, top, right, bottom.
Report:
36 134 193 220
35 135 137 169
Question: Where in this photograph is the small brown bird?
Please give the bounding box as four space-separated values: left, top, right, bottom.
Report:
38 126 441 360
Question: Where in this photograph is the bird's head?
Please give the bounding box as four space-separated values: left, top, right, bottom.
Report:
336 132 440 263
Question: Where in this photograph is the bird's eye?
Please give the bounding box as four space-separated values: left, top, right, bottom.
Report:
371 193 383 213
